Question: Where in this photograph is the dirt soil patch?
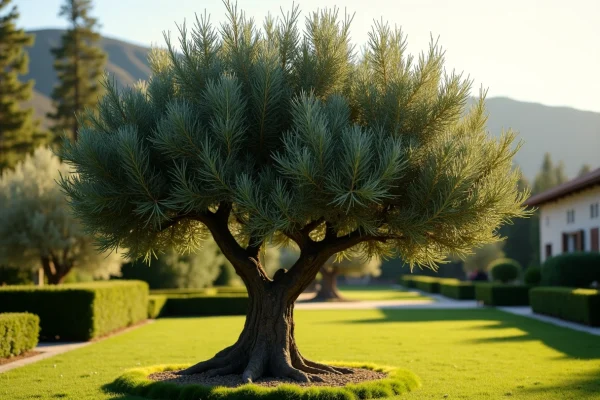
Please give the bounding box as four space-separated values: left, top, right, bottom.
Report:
0 351 42 366
149 367 388 388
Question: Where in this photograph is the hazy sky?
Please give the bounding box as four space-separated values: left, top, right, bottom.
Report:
16 0 600 112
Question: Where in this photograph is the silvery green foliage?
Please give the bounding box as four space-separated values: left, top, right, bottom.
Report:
59 2 528 268
0 147 122 279
158 239 224 288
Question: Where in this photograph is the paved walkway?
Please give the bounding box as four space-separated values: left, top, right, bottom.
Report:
498 306 600 336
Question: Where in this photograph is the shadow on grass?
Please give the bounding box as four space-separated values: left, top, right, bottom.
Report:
519 367 600 399
346 308 600 360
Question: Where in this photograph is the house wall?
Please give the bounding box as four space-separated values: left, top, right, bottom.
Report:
539 185 600 263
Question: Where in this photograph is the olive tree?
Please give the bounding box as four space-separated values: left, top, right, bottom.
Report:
0 147 122 284
59 2 528 382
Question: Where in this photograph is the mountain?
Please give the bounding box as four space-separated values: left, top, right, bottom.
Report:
23 29 599 181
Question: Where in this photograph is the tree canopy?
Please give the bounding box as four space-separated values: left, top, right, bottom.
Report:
59 2 528 272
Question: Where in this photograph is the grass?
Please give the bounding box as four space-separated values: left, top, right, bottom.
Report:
1 308 599 399
338 286 433 302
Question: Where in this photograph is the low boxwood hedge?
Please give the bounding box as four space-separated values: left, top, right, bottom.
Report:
440 280 475 300
166 294 249 316
150 286 248 296
475 283 530 306
530 287 600 326
0 313 40 358
398 275 416 288
148 293 250 318
109 362 421 400
0 281 148 341
148 295 168 319
413 277 456 293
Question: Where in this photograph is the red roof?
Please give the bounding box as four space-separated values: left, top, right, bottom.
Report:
525 167 600 206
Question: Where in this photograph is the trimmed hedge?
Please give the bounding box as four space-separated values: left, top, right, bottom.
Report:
440 280 475 300
166 294 249 316
150 286 247 296
530 287 600 326
0 313 40 358
524 266 542 285
148 295 168 319
148 293 249 318
488 258 521 283
0 281 148 341
398 275 416 288
110 362 421 400
542 252 600 287
475 283 530 306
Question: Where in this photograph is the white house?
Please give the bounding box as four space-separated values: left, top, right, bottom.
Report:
525 168 600 263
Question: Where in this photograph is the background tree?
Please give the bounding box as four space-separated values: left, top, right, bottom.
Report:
0 0 48 170
59 2 528 382
280 248 381 301
498 172 534 268
0 147 122 284
122 240 280 289
120 239 224 289
578 164 592 177
48 0 106 141
462 242 505 274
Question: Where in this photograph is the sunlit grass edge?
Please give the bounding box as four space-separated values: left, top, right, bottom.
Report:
108 362 421 400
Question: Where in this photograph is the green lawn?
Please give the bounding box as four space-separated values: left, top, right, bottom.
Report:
338 286 433 301
2 309 599 399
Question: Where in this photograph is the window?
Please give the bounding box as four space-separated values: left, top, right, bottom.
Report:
591 203 599 219
567 209 575 224
545 243 552 258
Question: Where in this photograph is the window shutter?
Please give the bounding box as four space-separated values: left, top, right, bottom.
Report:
592 228 599 252
562 233 568 252
576 230 584 251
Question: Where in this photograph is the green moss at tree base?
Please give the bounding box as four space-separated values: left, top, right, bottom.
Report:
108 362 420 400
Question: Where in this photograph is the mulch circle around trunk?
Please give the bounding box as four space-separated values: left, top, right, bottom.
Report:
149 367 386 388
108 363 421 399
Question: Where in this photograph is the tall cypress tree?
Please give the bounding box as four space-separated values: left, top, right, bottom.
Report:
48 0 106 141
0 0 47 170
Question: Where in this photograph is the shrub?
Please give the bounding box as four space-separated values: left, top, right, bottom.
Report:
530 287 600 326
165 294 249 317
488 258 521 283
399 275 416 288
0 313 40 358
0 281 148 341
148 295 168 319
524 266 542 285
411 276 455 293
475 283 530 306
440 280 475 300
542 252 600 287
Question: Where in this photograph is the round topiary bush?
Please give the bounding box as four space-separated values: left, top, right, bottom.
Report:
488 258 521 283
524 266 542 285
109 363 421 400
542 252 600 287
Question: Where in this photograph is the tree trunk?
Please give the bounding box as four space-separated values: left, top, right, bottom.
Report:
312 268 345 301
177 266 351 382
40 256 72 285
